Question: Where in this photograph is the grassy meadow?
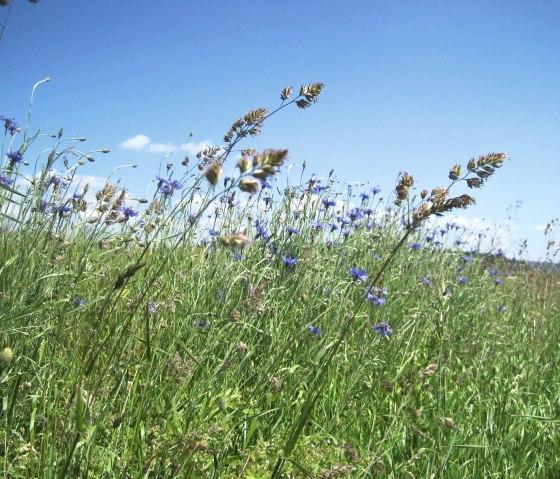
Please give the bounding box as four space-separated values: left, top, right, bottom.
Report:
1 82 560 479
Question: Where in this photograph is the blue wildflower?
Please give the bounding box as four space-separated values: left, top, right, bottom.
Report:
373 321 393 337
346 208 364 222
74 296 84 306
193 320 211 328
311 220 326 230
156 176 183 196
359 192 370 201
493 279 503 286
6 150 23 164
322 198 336 208
148 301 158 315
0 116 20 135
286 226 300 235
308 325 323 335
121 206 139 220
281 255 299 266
419 276 432 287
0 174 14 186
497 305 506 312
208 229 220 237
457 276 468 284
348 267 368 283
372 186 381 195
488 268 499 276
408 243 421 250
365 286 388 306
463 256 472 263
254 220 270 240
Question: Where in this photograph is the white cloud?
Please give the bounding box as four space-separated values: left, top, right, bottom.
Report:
120 134 151 151
119 134 214 156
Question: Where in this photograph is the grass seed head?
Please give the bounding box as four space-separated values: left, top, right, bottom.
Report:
0 347 13 366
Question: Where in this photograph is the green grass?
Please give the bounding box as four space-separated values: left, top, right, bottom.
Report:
1 83 559 478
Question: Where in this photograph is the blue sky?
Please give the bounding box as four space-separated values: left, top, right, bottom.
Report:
2 0 560 259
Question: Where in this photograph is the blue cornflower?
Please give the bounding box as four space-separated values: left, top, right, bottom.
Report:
39 200 51 213
348 267 368 283
313 184 327 194
286 226 300 235
321 198 336 208
408 243 421 250
281 255 299 266
1 116 20 135
0 174 14 186
493 279 503 286
463 256 473 263
346 208 364 222
419 276 432 287
74 296 84 306
58 206 72 217
311 220 326 230
6 150 23 164
208 228 220 237
337 215 351 226
308 325 323 335
45 176 69 189
156 176 183 196
148 301 158 315
494 249 506 257
121 206 139 220
259 179 272 189
372 186 381 195
457 276 468 284
497 305 506 312
373 321 393 337
193 320 211 328
71 193 82 201
488 268 499 276
359 192 370 201
254 220 270 240
365 286 388 306
425 234 435 242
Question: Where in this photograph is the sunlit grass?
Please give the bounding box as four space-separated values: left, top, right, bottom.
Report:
1 81 559 478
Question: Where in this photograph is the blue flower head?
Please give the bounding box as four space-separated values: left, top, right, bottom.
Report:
121 206 139 220
156 176 183 196
308 325 323 335
373 321 393 337
457 276 468 284
281 255 299 266
7 150 23 164
348 267 368 283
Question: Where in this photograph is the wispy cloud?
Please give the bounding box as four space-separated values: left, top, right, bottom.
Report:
120 134 151 151
120 134 213 155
